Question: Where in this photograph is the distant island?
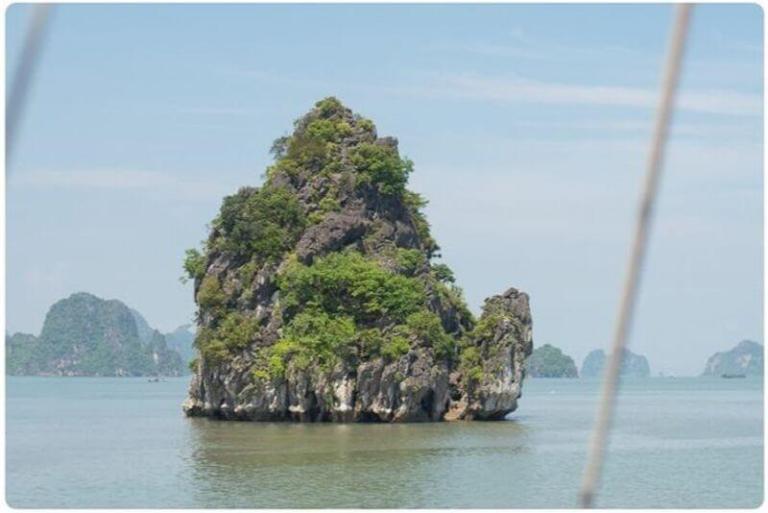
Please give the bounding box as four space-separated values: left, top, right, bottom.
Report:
526 344 578 378
6 292 189 377
581 348 651 378
182 98 534 422
702 340 763 377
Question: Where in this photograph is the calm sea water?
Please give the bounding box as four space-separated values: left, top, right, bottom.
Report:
5 376 763 508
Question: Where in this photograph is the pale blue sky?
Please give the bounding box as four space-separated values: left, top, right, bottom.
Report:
6 4 763 375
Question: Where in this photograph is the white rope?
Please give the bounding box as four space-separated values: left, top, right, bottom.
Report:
6 4 53 165
578 4 694 508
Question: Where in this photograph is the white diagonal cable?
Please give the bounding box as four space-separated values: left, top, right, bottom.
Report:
578 4 694 508
6 4 54 165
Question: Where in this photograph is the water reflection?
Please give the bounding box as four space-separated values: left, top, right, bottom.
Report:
183 418 531 508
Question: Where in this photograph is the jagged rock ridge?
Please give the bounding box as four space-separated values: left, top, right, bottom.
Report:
6 292 184 377
182 98 533 422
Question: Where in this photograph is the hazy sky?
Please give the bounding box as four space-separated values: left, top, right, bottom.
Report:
6 4 762 375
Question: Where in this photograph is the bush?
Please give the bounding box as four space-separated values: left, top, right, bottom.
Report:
216 312 258 351
350 143 413 196
213 186 306 262
194 313 258 365
194 327 228 364
357 117 376 134
459 345 484 382
266 339 300 379
278 250 426 324
271 310 357 374
197 276 226 317
315 97 345 118
381 335 410 360
182 248 206 283
395 248 426 276
431 263 455 283
357 328 385 359
406 310 455 359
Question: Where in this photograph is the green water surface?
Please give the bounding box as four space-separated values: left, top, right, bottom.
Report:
5 376 763 508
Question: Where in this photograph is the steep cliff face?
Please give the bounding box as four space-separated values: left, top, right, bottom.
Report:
182 98 533 422
6 292 184 377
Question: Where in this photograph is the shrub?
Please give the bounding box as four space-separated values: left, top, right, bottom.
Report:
264 311 356 378
395 248 426 276
285 311 355 364
216 312 258 351
318 195 341 214
406 310 455 359
459 345 484 382
193 313 258 365
358 328 385 358
238 260 259 285
270 136 290 159
266 339 300 379
403 191 428 213
431 263 455 283
213 186 306 262
381 335 410 360
197 276 226 317
315 97 345 118
278 250 426 324
182 248 206 283
350 143 413 196
357 117 376 134
251 368 270 382
194 327 228 364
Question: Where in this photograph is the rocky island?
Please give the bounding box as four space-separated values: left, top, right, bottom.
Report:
182 98 533 422
580 348 650 378
702 340 763 377
6 292 184 376
526 344 578 378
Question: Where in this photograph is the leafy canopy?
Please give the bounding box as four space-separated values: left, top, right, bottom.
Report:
212 186 306 262
278 250 426 324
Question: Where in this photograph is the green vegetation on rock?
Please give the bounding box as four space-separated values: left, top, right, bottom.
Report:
211 185 306 263
183 98 534 422
278 250 426 324
186 98 466 380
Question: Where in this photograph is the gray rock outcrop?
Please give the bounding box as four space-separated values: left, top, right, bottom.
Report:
183 98 533 422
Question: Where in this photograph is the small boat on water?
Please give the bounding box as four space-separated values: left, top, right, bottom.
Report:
721 373 746 379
